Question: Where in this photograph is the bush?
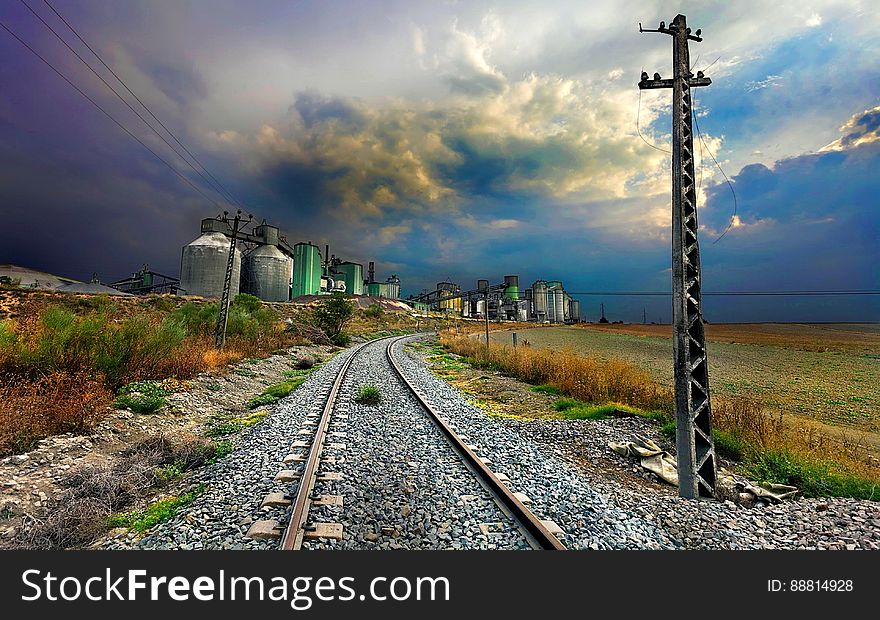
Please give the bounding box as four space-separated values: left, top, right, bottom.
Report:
313 292 354 343
114 380 167 414
0 371 111 455
355 384 381 405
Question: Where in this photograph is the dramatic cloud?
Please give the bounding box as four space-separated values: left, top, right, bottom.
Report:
0 0 877 321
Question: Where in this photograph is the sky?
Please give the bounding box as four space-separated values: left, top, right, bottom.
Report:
0 0 878 322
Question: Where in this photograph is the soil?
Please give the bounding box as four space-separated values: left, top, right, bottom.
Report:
0 343 337 547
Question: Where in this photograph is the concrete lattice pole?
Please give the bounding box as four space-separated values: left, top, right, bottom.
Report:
639 14 717 498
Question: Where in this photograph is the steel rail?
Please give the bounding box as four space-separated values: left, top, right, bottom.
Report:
384 336 566 550
280 337 382 550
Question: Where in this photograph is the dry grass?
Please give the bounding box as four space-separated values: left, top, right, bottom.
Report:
441 329 880 499
0 371 111 454
440 332 672 414
0 294 312 454
576 322 880 354
15 434 223 549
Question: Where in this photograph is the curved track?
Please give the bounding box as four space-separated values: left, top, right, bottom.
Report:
263 334 564 550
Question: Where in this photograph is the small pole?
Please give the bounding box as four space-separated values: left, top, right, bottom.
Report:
215 210 250 349
484 291 490 353
512 332 518 349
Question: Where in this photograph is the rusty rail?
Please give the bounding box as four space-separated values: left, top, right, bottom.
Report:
385 336 566 550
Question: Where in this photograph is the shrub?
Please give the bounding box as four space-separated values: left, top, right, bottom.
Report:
0 371 111 455
355 384 381 405
313 292 354 343
114 380 167 414
295 356 316 370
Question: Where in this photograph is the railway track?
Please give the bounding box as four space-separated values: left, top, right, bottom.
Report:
247 334 565 550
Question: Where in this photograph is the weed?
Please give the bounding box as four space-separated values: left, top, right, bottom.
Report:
234 368 258 377
355 384 381 405
107 485 206 533
114 380 167 414
206 382 222 391
208 440 234 463
205 411 268 436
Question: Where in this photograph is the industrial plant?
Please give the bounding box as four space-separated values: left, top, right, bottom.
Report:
6 215 580 324
408 276 581 323
178 216 402 303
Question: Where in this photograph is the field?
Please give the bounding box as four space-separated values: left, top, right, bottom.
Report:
491 324 880 447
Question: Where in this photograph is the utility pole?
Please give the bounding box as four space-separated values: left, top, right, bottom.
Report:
484 291 490 353
643 307 647 324
215 209 252 349
639 14 717 498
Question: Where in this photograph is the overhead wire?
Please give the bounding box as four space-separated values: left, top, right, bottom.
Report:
39 0 247 210
636 67 672 154
691 86 738 243
19 0 235 207
0 20 223 209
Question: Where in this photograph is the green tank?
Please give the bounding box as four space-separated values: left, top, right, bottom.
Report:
291 242 321 298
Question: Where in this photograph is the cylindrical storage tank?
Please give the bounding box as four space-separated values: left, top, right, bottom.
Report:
255 224 280 246
337 262 364 295
367 282 381 296
503 275 519 301
477 279 489 292
569 299 581 323
553 289 565 324
563 293 572 322
532 280 548 320
244 244 290 302
385 275 400 299
180 232 240 298
292 242 322 298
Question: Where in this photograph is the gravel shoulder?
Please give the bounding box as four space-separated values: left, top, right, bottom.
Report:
404 335 880 550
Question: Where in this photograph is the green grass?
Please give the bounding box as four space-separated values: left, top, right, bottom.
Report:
745 450 879 501
246 377 307 408
205 382 222 391
114 380 167 414
207 440 234 463
234 368 258 377
552 399 649 421
530 384 564 395
107 485 206 533
155 462 184 482
355 384 381 405
205 411 269 437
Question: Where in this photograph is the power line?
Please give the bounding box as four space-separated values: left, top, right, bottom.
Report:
636 70 672 154
19 0 233 207
0 20 223 209
39 0 247 210
563 291 880 296
690 87 738 243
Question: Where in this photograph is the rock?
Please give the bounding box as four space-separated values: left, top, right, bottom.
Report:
816 502 829 511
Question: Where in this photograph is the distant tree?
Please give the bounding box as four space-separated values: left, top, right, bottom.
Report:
313 292 354 345
364 303 385 330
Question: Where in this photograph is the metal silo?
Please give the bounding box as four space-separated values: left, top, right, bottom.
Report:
180 232 240 298
503 275 519 301
569 299 581 323
553 289 565 324
336 262 364 295
477 279 489 292
385 275 400 299
437 281 462 313
532 280 548 321
292 242 322 298
244 244 290 302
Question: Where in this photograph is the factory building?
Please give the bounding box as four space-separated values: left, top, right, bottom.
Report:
364 262 401 299
180 217 399 303
334 261 364 296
